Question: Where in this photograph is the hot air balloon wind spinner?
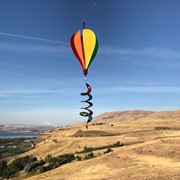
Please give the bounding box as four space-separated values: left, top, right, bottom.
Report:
70 22 98 129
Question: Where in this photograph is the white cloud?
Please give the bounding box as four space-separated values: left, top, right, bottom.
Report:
0 31 69 45
99 46 180 59
0 88 79 98
1 38 180 60
0 42 70 54
95 86 180 94
0 31 70 55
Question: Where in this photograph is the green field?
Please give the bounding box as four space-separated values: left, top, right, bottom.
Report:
0 138 36 159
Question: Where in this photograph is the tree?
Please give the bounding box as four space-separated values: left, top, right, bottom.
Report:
25 160 45 173
0 160 7 176
114 141 121 147
45 154 55 163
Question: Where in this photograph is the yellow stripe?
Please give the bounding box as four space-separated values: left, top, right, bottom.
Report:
83 29 96 69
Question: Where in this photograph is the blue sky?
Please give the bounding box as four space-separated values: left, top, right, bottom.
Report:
0 0 180 126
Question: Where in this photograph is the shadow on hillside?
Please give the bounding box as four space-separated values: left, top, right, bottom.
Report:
73 130 120 137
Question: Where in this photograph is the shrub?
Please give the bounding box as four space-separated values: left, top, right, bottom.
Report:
87 152 94 159
52 139 58 143
25 160 45 173
114 141 120 147
84 146 94 153
45 154 55 163
3 169 15 179
56 154 75 166
95 123 105 125
104 148 113 154
39 166 48 173
28 155 38 163
76 156 81 161
84 152 94 160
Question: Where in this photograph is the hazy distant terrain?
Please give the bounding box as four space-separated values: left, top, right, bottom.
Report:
0 125 55 138
4 110 180 180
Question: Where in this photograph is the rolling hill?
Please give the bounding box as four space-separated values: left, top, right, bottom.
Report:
9 110 180 179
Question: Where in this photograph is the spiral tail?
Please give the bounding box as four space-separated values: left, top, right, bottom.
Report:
80 83 93 128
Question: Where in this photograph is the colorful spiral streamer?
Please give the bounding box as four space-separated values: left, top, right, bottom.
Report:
80 83 93 128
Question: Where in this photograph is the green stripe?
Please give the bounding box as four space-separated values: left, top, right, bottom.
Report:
87 38 98 69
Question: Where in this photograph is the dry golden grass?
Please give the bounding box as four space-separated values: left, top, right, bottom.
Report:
20 110 180 180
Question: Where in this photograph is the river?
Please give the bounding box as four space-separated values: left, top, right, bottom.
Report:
0 131 37 139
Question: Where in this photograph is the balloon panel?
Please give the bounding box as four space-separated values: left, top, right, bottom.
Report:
83 29 97 69
70 30 85 69
87 37 98 69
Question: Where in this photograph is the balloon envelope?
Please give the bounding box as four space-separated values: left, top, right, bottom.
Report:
70 29 98 76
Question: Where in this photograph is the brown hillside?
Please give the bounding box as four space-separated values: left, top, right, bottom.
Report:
92 110 154 123
15 110 180 180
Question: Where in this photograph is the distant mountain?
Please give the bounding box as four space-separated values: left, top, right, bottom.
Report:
0 124 55 134
41 121 56 127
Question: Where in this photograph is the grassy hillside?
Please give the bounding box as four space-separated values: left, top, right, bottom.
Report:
5 110 180 180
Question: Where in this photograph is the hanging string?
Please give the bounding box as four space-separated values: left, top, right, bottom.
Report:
84 0 101 17
83 0 101 22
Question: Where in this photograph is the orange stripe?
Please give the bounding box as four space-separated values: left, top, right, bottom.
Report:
74 30 85 68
